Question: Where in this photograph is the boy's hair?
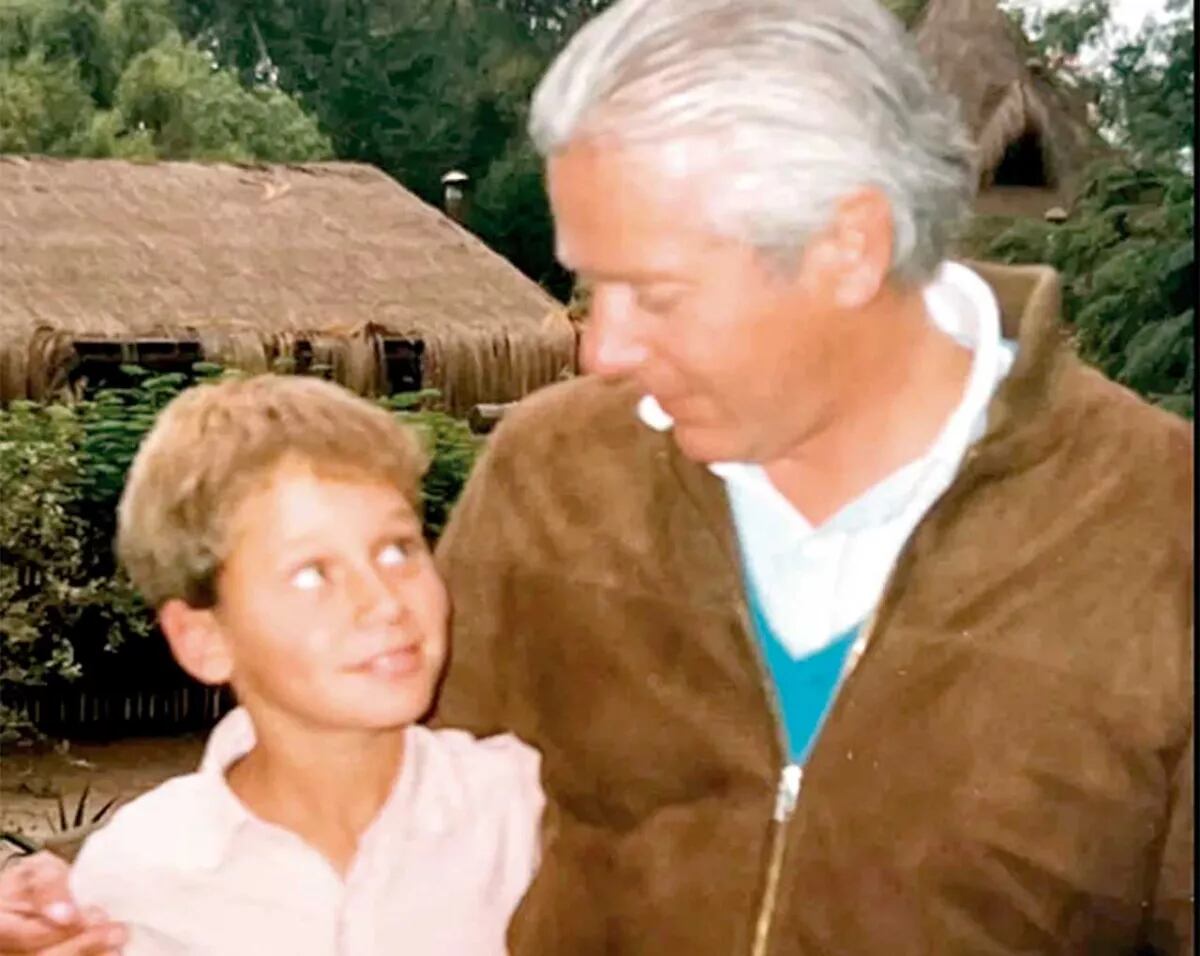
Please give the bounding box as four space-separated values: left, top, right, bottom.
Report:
117 374 427 610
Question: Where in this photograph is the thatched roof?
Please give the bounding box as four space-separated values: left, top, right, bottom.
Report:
0 157 575 413
913 0 1108 216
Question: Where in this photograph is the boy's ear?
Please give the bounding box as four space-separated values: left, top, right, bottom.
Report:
159 599 234 686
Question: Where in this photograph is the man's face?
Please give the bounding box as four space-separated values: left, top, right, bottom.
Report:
548 138 871 465
208 460 448 732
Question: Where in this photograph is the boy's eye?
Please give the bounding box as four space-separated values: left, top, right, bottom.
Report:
290 564 325 591
377 542 409 567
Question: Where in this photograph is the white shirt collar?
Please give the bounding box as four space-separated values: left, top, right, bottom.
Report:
184 708 425 871
180 707 262 869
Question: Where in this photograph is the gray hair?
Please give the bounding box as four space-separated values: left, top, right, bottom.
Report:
529 0 976 284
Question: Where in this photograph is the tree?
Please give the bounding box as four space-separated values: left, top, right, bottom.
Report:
1019 0 1111 59
0 0 332 161
171 0 469 193
172 0 574 293
1100 0 1193 168
491 0 611 47
0 401 149 741
0 51 95 153
103 34 332 161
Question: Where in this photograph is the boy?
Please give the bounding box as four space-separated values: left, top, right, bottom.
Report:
68 374 543 955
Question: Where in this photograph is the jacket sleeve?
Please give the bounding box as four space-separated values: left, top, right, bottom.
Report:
430 431 518 737
1143 422 1194 955
1145 728 1194 954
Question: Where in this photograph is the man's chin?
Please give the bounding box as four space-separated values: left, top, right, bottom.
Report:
670 422 738 465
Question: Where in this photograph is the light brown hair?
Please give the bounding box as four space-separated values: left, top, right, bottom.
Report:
117 374 427 609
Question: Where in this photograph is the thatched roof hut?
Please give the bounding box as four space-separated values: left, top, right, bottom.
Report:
0 157 575 414
912 0 1108 218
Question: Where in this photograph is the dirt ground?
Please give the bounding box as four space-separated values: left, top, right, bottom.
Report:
0 734 206 868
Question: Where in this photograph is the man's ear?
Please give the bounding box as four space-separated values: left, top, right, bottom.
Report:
159 599 234 686
802 186 894 309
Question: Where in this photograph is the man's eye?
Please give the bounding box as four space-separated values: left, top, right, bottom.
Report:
290 565 325 591
377 542 409 567
637 287 684 314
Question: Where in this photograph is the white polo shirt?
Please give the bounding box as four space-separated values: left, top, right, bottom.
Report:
70 708 544 955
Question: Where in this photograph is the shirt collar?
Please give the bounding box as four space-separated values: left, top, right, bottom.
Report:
177 706 261 870
637 259 1009 498
184 708 436 871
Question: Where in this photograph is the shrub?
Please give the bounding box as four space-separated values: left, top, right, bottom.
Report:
0 401 148 741
379 389 483 540
971 161 1193 418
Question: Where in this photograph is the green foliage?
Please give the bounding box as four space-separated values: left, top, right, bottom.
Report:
1100 0 1194 167
978 161 1193 416
1031 0 1111 58
471 137 563 290
0 0 332 161
174 0 472 198
0 51 94 152
76 366 203 541
975 4 1194 416
0 401 148 741
492 0 612 44
380 391 483 540
103 34 332 161
102 0 177 72
0 0 119 102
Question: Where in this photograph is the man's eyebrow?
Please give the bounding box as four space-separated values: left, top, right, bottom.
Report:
573 268 688 285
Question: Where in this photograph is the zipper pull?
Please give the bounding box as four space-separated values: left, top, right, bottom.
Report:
773 763 803 822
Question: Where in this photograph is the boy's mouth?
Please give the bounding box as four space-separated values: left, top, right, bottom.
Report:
349 643 424 679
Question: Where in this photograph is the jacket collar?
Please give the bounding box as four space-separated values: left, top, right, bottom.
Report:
962 260 1073 474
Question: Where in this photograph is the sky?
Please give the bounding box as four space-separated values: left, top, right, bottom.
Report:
1012 0 1177 34
1005 0 1192 165
1001 0 1187 70
1051 0 1171 32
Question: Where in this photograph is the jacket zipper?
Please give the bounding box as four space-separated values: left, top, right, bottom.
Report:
737 438 986 954
750 762 803 956
744 596 884 956
736 599 798 955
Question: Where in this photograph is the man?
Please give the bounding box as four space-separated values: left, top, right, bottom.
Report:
1 0 1192 954
436 0 1193 951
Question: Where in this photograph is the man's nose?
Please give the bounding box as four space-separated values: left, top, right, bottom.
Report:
580 284 650 377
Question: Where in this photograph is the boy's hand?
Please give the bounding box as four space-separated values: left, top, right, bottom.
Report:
0 853 125 955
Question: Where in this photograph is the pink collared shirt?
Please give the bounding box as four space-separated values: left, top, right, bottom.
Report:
70 709 544 955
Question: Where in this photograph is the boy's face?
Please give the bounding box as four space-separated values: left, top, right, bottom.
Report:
192 460 448 732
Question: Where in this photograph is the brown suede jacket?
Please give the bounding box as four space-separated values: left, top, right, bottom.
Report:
433 262 1194 955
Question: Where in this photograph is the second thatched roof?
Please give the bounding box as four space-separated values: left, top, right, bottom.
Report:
0 156 575 413
913 0 1109 216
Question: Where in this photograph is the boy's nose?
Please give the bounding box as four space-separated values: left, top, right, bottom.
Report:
349 567 405 626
